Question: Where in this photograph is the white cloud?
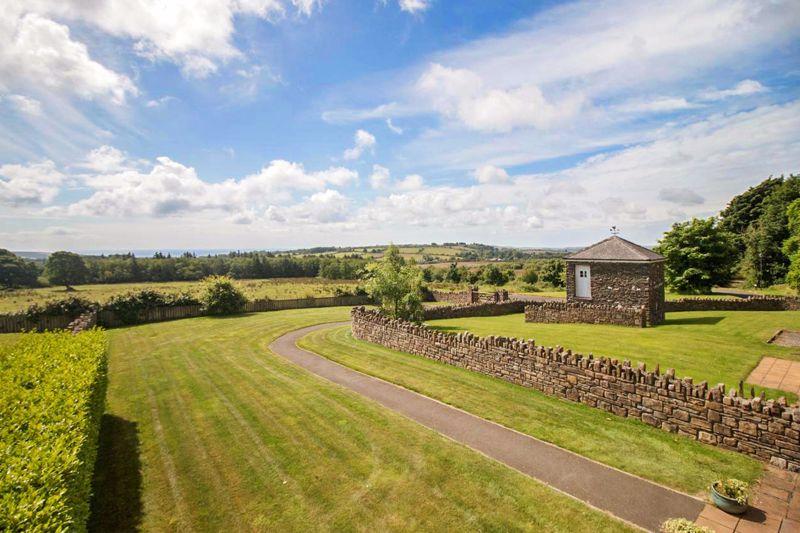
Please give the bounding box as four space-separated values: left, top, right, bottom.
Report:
0 11 138 104
343 129 376 160
369 164 390 189
415 63 584 132
398 0 430 14
3 94 43 116
397 174 424 190
81 145 134 173
386 118 403 134
14 0 319 81
0 160 64 205
658 188 705 206
474 164 509 184
145 96 177 108
700 79 768 101
62 152 358 219
613 96 699 114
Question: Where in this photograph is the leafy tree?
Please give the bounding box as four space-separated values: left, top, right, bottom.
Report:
445 262 462 283
363 244 424 322
719 176 784 253
44 251 89 289
654 218 738 293
201 275 247 314
0 249 39 288
482 265 508 286
783 199 800 292
539 259 565 288
521 264 539 285
741 175 800 287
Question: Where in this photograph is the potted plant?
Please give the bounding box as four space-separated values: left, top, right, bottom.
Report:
710 478 749 514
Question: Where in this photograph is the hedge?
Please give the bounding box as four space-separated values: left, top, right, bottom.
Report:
0 329 108 532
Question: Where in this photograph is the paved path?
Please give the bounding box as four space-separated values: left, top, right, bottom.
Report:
270 322 705 532
747 357 800 396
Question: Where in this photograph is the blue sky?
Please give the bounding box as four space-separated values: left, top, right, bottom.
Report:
1 0 799 252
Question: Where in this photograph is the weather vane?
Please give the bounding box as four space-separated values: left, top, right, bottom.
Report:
610 225 620 235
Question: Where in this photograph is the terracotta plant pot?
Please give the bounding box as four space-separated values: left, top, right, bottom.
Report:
710 483 748 515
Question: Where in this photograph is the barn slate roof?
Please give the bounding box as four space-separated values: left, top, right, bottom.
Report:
565 236 664 262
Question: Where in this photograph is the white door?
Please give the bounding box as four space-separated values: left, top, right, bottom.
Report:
576 265 591 298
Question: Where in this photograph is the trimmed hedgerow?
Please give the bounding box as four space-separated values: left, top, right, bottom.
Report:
0 329 108 532
102 289 201 324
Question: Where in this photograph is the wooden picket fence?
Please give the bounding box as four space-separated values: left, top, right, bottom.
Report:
0 295 371 334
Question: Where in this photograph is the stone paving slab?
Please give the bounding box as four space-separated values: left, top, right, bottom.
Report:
747 357 800 396
695 467 800 532
271 322 706 532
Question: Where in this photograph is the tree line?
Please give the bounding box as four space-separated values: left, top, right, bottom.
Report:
0 250 367 289
657 173 800 293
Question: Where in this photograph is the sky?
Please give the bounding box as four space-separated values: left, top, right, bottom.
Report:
1 0 799 252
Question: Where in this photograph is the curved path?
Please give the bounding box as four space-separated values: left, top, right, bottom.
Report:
270 322 705 532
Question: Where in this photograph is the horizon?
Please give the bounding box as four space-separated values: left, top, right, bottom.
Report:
2 0 799 250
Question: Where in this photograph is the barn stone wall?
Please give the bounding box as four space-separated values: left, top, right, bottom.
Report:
665 296 800 312
352 306 800 470
567 261 664 325
524 301 648 327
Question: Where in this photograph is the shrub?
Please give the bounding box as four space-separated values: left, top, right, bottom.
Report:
661 518 712 533
102 290 201 324
201 275 247 315
24 296 98 321
0 329 108 531
714 478 749 505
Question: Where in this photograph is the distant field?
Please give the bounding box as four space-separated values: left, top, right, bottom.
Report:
427 310 800 402
0 278 360 313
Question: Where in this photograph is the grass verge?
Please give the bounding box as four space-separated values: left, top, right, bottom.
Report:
93 307 631 532
298 325 763 496
427 311 800 402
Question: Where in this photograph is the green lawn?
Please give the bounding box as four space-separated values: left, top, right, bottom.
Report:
91 307 630 532
427 311 800 402
299 326 763 496
0 277 359 313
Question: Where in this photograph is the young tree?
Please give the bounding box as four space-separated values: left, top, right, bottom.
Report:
44 251 89 290
482 265 508 286
539 259 565 288
521 264 539 285
201 275 247 314
655 218 738 293
0 249 40 288
363 244 424 322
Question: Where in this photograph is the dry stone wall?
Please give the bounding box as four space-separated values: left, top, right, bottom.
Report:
352 306 800 469
666 296 800 312
423 300 525 320
525 301 648 327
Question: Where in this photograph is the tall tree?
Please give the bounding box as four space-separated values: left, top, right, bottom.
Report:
45 251 89 289
742 175 800 287
0 249 39 288
655 218 738 293
363 244 424 322
719 176 784 253
783 199 800 293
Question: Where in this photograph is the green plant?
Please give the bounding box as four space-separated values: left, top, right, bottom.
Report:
655 218 738 293
103 289 201 324
661 518 712 533
23 296 98 321
714 478 749 505
201 275 247 315
45 251 90 289
0 329 108 532
363 245 424 322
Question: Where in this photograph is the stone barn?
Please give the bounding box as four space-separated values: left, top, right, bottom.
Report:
565 236 665 325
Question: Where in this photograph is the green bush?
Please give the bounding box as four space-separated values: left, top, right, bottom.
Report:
0 329 108 531
23 296 98 321
201 275 247 315
102 289 201 324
